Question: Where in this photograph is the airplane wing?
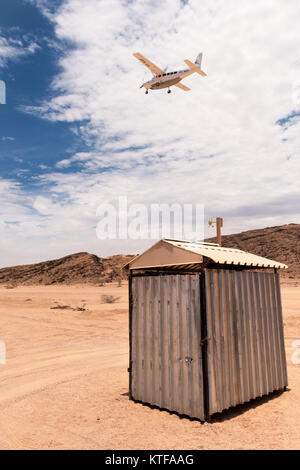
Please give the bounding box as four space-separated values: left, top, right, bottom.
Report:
175 82 191 91
133 52 164 76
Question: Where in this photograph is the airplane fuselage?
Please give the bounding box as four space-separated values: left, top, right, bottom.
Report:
142 68 192 90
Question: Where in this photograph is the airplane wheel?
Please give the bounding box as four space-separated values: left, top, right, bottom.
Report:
168 90 171 94
145 90 149 94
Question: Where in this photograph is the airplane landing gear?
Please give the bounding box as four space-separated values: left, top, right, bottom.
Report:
145 90 149 94
168 89 171 94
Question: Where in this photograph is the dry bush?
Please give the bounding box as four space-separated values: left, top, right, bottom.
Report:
101 294 120 304
50 305 72 310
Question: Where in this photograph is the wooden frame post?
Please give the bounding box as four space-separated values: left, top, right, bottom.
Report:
216 217 223 246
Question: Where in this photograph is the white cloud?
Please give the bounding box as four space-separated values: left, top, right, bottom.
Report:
0 178 107 267
1 136 15 141
3 0 300 265
0 36 39 68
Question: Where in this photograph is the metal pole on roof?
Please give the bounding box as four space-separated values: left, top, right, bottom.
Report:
216 217 223 246
208 217 223 246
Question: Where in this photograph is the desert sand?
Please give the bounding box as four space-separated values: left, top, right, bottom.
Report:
0 281 299 450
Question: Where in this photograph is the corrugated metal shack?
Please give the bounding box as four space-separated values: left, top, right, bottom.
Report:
125 239 288 421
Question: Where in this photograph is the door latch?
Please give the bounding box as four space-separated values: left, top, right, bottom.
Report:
185 356 193 366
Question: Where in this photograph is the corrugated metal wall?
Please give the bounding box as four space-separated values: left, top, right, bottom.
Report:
131 274 205 420
205 269 288 415
130 269 287 420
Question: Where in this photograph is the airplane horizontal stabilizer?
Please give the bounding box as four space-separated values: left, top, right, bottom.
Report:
184 59 207 77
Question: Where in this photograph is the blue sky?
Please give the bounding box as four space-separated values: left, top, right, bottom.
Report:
0 0 84 185
0 0 300 267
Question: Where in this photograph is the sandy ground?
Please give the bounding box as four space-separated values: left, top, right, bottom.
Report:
0 281 299 450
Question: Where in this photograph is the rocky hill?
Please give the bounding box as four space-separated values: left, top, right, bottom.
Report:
0 224 299 285
0 252 134 286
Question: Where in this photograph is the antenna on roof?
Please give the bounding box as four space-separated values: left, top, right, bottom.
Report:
208 217 223 246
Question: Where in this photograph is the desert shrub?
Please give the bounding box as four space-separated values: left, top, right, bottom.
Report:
50 304 72 310
101 294 120 304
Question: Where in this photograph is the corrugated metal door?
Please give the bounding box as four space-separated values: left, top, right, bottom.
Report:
205 269 288 416
131 274 205 420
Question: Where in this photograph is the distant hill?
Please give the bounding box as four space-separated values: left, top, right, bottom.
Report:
0 224 299 286
206 223 300 279
0 252 135 286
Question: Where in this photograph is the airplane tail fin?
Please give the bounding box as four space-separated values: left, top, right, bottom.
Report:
184 53 207 77
195 53 203 67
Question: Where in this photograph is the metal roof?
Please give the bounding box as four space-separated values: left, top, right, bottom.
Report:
126 239 288 270
165 240 288 269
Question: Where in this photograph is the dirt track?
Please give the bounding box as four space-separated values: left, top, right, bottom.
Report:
0 282 299 449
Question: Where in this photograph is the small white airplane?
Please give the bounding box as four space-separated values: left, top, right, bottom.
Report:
133 52 207 94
